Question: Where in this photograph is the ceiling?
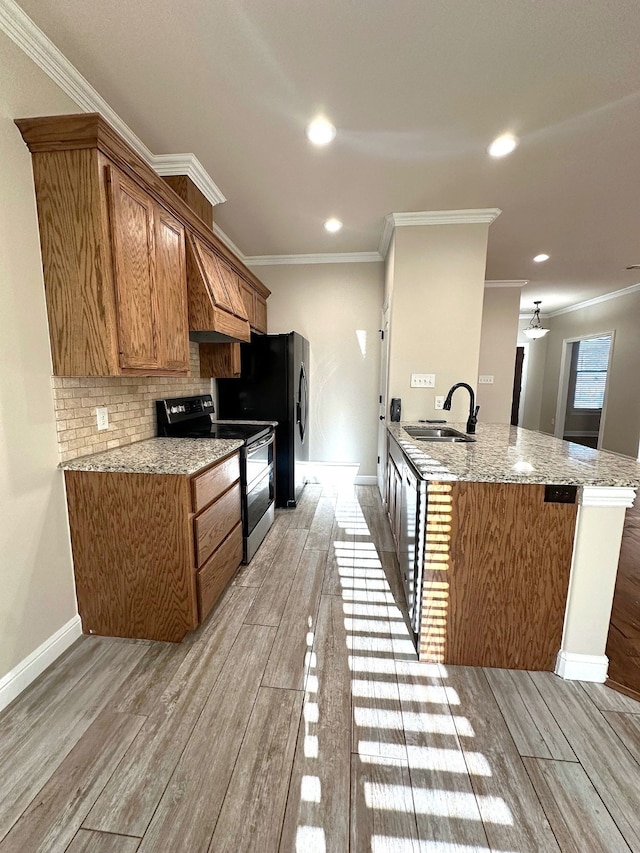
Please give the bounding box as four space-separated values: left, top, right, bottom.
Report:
13 0 640 311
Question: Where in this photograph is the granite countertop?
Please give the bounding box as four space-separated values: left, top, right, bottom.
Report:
60 438 244 476
387 422 640 488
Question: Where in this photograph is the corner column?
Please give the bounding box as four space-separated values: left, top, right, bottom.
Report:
556 486 636 682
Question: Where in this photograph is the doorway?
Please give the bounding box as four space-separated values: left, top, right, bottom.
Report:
555 332 614 449
510 346 525 426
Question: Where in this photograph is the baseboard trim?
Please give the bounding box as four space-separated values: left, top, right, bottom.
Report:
555 650 608 682
605 677 640 704
0 615 83 713
355 475 377 486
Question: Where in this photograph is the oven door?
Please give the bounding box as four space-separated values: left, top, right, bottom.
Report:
246 434 274 490
246 464 275 536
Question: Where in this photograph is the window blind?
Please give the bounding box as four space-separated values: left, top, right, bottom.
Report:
572 335 612 409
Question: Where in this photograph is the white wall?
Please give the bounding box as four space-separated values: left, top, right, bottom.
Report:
0 33 79 682
251 262 384 478
387 223 490 423
477 287 521 423
539 291 640 457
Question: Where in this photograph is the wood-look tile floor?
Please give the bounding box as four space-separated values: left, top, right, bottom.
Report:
2 483 640 852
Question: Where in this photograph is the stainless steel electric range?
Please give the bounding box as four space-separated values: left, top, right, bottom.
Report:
156 394 275 563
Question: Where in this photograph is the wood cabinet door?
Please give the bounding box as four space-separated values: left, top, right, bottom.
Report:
198 343 241 378
107 166 159 370
238 277 256 327
154 205 189 371
254 293 268 333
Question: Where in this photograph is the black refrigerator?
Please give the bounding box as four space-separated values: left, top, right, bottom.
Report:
217 332 310 508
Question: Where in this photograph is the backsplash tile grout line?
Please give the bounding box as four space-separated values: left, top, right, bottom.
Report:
52 343 211 462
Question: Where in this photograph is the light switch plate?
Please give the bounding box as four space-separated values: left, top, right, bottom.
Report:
96 406 109 431
411 373 436 388
434 395 445 410
478 375 494 384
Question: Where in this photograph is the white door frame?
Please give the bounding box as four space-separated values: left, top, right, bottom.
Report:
554 330 616 449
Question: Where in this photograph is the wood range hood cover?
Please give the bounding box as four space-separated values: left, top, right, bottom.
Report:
185 232 251 344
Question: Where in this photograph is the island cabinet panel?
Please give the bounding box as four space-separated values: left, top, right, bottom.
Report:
419 481 578 671
64 450 242 642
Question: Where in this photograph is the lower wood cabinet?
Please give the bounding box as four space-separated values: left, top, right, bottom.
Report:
386 431 578 671
197 522 243 622
64 451 242 642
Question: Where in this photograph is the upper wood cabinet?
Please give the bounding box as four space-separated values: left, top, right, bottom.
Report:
154 207 190 371
254 293 268 334
108 166 189 373
15 113 270 376
237 277 268 334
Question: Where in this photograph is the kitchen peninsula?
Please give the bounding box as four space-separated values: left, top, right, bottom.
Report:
386 422 640 682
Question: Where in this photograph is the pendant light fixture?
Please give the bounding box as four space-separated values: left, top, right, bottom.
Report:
523 301 549 339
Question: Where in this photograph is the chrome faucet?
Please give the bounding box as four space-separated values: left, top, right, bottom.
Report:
443 382 480 434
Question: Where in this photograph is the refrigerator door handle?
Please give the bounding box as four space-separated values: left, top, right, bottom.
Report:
297 362 308 442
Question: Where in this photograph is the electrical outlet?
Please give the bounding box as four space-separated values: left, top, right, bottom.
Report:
434 395 445 410
478 375 494 384
96 407 109 431
410 373 436 388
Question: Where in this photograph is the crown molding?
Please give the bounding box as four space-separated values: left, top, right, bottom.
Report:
210 222 246 261
485 279 528 288
245 252 383 266
0 0 152 158
152 153 226 206
548 282 640 318
0 0 226 209
378 208 502 258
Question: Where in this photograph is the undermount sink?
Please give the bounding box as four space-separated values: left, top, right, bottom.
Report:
404 426 475 443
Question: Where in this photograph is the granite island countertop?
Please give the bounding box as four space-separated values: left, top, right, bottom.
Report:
60 437 244 476
387 422 640 488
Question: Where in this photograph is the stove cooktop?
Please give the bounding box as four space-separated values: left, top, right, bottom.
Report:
185 423 270 442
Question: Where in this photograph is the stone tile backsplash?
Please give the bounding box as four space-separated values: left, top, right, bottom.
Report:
52 343 211 462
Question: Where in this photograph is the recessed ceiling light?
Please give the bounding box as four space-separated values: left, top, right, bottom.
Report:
306 117 336 146
487 133 519 158
324 218 342 233
533 253 550 263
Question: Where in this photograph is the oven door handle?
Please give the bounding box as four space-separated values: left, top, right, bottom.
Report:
247 434 275 454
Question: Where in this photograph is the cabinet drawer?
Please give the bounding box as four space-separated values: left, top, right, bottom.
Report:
197 522 243 622
194 481 241 567
192 452 240 512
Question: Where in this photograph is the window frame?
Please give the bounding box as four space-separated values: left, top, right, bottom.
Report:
567 334 613 416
